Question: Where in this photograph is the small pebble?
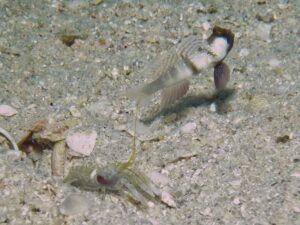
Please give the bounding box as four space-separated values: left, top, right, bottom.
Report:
145 36 159 44
238 48 249 57
181 122 197 134
60 194 91 216
111 67 119 78
123 65 131 75
268 58 281 68
229 179 242 188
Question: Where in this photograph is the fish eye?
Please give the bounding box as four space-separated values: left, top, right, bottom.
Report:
97 175 111 185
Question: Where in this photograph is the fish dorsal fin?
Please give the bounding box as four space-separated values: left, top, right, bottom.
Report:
176 35 204 58
142 48 180 79
161 79 190 108
142 36 204 79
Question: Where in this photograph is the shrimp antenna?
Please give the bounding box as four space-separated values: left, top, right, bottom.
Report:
127 105 139 165
116 105 139 171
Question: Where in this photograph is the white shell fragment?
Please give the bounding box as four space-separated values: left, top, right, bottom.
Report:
148 171 170 186
181 122 197 134
0 105 18 117
59 194 91 216
69 106 81 118
161 191 177 208
209 102 217 112
66 130 97 156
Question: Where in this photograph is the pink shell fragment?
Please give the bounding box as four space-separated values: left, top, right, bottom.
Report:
0 105 18 117
66 130 97 156
161 191 176 208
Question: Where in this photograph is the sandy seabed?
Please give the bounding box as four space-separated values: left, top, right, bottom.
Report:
0 0 299 224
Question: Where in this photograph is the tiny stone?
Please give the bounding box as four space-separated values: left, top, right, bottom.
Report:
145 36 159 44
256 0 266 4
238 48 249 57
98 38 106 45
256 12 275 23
60 194 91 216
229 179 242 188
123 65 131 75
233 197 241 205
268 58 281 68
202 207 212 216
111 67 119 78
256 23 272 40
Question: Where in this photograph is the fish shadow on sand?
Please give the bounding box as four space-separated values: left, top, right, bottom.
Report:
141 88 236 124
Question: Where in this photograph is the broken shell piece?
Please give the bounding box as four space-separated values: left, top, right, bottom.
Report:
161 191 177 208
0 105 18 117
181 122 197 134
60 194 91 216
148 171 170 186
69 106 81 118
66 130 97 156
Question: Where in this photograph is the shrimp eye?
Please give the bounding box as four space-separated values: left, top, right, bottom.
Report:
97 175 112 185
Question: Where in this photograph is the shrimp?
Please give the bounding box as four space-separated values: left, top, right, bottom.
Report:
64 109 160 208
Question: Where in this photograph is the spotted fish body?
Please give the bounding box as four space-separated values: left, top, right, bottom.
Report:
127 26 234 107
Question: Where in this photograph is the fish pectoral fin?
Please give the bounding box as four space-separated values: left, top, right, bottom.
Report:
161 79 190 108
214 62 230 90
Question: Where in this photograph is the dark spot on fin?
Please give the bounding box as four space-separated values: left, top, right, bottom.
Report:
214 62 230 90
